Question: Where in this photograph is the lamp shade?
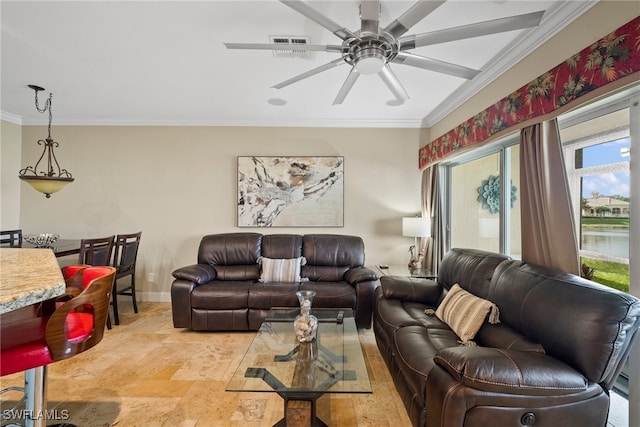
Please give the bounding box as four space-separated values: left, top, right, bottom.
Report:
402 217 431 238
20 175 73 198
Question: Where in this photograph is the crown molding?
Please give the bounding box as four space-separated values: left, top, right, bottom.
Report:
19 117 424 129
0 111 22 125
421 0 598 128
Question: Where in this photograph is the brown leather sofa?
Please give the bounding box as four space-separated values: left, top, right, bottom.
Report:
374 248 640 427
171 233 378 331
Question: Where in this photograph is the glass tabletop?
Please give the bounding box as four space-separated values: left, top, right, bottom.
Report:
226 308 371 395
375 264 436 279
20 239 81 258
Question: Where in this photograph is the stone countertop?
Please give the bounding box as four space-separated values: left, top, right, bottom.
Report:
0 248 65 314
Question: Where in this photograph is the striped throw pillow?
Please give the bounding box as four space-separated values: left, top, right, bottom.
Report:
259 257 304 283
435 284 500 342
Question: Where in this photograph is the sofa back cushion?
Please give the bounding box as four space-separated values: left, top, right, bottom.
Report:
198 233 262 280
302 234 365 281
489 259 640 389
438 248 511 299
261 234 303 258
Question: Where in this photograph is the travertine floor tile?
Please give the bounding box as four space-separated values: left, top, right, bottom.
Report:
0 302 412 427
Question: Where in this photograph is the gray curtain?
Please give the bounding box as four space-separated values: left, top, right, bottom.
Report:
421 164 446 275
520 119 580 274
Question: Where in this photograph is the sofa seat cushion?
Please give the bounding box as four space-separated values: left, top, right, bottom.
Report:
299 282 355 309
191 282 250 310
248 282 301 309
434 346 588 396
393 325 460 400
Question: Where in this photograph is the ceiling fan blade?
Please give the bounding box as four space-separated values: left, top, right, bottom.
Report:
280 0 357 40
393 52 480 80
399 11 545 49
333 68 361 105
383 0 445 39
272 58 346 89
378 65 410 103
224 43 342 53
360 0 380 37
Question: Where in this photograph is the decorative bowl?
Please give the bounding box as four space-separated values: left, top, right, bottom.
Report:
24 233 60 248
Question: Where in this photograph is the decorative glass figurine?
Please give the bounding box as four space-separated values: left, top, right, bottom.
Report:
294 290 318 342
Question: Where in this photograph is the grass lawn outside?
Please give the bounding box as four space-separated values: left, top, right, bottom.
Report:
580 216 629 293
582 216 630 227
581 257 629 293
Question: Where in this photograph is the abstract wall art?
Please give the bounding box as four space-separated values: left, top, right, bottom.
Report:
237 156 344 227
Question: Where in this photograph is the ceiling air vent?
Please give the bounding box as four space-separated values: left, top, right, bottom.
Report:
269 36 310 58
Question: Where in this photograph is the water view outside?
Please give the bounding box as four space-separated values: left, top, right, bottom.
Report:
576 138 630 293
580 217 629 293
582 229 629 258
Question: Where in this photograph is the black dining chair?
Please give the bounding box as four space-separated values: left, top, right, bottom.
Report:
78 235 115 328
0 229 23 247
111 231 142 325
78 235 115 267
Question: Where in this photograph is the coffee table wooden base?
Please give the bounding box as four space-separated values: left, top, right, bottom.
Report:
273 396 328 427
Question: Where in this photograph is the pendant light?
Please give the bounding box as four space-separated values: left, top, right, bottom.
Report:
18 85 74 198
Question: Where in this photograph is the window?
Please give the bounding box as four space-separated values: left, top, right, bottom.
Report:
561 108 630 293
559 93 637 405
445 137 521 257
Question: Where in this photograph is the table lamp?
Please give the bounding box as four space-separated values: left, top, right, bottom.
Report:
402 216 431 269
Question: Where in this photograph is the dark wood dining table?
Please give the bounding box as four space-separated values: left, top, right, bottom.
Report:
21 239 81 258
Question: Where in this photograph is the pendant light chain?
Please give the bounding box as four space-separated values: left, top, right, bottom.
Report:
34 89 53 140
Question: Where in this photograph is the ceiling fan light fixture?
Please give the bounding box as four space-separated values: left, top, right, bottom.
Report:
225 1 547 105
353 46 386 74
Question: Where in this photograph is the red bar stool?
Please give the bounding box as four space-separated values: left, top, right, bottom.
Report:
0 266 115 427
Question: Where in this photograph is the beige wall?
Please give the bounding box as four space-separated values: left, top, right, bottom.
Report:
19 125 422 300
427 1 640 144
1 120 22 229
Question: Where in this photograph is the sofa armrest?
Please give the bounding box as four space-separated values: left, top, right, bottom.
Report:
379 276 442 305
339 267 377 329
434 346 587 396
170 279 196 329
344 266 378 284
172 264 217 285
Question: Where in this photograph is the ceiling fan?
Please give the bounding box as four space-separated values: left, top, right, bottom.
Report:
224 0 545 105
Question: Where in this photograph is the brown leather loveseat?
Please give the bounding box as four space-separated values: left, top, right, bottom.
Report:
374 248 640 427
171 233 378 331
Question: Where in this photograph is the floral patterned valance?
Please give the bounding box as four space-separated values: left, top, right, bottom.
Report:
419 16 640 169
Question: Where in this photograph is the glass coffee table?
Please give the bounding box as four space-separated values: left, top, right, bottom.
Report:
226 307 371 427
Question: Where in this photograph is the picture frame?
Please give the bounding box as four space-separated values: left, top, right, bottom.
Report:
237 156 344 227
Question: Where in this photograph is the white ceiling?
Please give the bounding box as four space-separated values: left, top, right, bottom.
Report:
1 1 595 128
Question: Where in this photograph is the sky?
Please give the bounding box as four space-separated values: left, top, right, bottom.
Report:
581 137 630 198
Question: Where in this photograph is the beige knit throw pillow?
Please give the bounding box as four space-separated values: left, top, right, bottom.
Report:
434 284 500 343
258 256 306 283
